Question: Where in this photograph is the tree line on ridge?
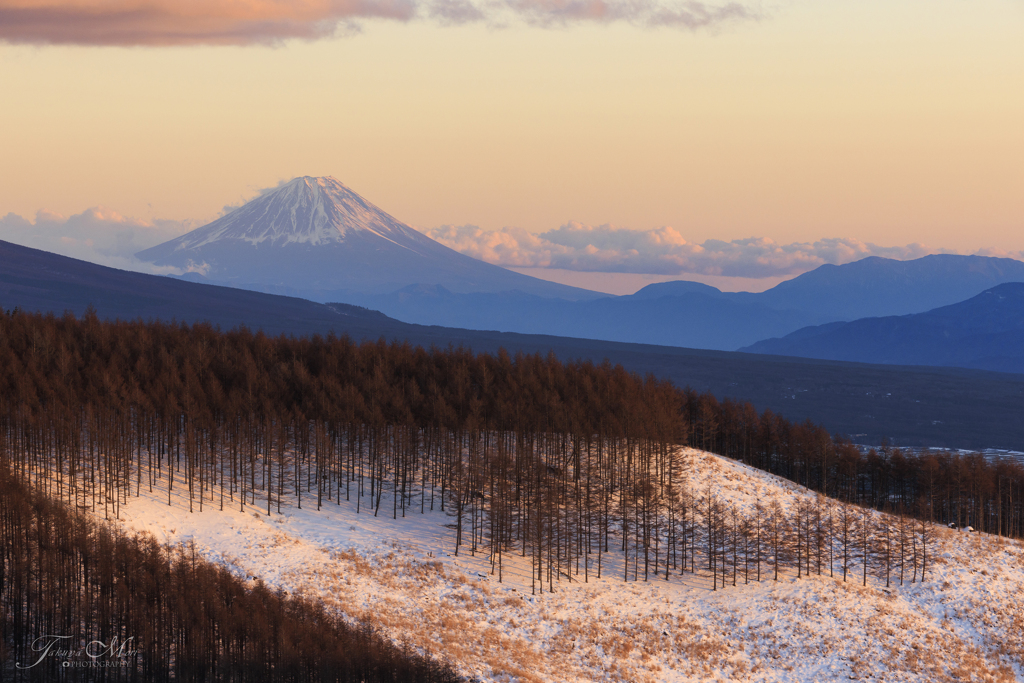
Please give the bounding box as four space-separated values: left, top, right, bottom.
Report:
0 308 1019 600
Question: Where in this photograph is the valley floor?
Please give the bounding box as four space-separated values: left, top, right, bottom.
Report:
110 449 1024 683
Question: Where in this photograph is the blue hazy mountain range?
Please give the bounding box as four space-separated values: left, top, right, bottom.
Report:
5 237 1024 449
740 282 1024 374
134 176 1024 355
338 254 1024 351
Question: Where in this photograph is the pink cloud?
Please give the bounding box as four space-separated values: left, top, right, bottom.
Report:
0 0 416 46
424 222 984 279
0 0 757 46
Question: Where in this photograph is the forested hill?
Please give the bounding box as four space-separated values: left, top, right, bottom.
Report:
0 466 462 682
3 239 1024 449
1 308 1021 543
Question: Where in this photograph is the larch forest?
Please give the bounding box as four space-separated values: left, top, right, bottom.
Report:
2 307 1023 681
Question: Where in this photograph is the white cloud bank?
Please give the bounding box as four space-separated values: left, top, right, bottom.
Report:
0 0 758 46
5 205 1018 285
0 208 193 274
424 222 1014 279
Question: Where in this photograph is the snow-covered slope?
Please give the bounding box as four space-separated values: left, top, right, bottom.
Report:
157 177 431 249
112 449 1024 683
136 177 597 299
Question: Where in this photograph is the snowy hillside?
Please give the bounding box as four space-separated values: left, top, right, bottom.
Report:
112 449 1024 683
135 176 596 299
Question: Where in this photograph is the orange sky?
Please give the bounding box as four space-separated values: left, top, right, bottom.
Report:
0 0 1022 290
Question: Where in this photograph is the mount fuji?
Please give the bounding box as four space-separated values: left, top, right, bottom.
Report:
136 176 598 300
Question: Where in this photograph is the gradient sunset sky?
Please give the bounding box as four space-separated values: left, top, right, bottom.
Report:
0 0 1021 293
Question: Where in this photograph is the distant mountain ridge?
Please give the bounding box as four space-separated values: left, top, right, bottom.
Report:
343 284 817 351
136 176 599 300
740 283 1024 374
344 254 1024 351
4 238 1024 449
747 254 1024 320
134 178 1024 351
0 239 394 339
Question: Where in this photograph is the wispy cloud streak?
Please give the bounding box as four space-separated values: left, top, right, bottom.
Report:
425 222 976 279
505 0 753 28
0 0 758 46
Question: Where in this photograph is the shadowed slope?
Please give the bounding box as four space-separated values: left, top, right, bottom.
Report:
742 283 1024 374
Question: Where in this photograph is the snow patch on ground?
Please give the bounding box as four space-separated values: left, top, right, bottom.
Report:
111 448 1024 683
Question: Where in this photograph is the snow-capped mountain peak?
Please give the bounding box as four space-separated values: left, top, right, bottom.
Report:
171 176 423 251
135 175 596 299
